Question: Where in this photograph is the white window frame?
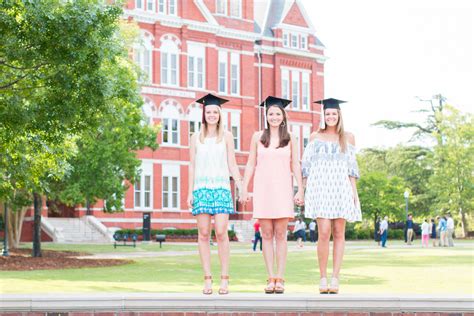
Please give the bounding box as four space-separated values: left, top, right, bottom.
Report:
283 32 289 47
135 0 144 10
302 72 310 111
146 0 155 11
291 34 298 48
187 43 206 90
218 50 228 94
221 109 229 131
291 70 300 110
301 35 307 50
281 69 290 100
160 40 179 87
216 0 227 15
161 104 180 146
162 164 180 210
230 112 240 151
133 34 153 83
230 52 240 95
134 162 153 210
168 0 177 15
229 0 241 18
158 0 165 13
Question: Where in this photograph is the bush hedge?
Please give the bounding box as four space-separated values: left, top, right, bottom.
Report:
115 228 236 240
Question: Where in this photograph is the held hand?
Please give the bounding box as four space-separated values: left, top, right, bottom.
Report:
187 195 194 209
294 190 304 206
239 189 249 204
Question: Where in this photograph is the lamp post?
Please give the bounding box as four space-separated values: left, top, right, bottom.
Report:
404 190 410 220
2 202 9 256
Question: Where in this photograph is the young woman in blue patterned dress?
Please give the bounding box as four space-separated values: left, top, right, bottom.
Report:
188 94 242 295
302 98 361 294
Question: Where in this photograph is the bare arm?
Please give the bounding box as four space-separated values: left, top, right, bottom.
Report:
290 133 304 205
225 131 243 192
187 133 198 208
239 132 260 202
346 132 359 203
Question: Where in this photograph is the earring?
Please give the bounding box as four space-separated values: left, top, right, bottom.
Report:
281 121 286 127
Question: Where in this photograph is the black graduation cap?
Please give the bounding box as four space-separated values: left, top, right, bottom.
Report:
314 98 347 110
314 98 347 128
259 96 292 109
259 96 292 129
195 93 229 107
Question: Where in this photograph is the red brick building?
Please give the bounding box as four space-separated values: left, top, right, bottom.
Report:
22 0 327 240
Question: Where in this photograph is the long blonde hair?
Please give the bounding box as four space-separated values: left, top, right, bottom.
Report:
320 109 347 152
199 105 225 143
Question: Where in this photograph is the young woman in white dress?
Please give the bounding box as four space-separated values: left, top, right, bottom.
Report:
302 98 361 294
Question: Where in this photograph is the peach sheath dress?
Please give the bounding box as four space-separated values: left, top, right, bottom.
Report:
252 142 294 219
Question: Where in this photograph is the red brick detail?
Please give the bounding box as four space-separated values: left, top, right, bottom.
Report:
254 313 276 316
231 313 253 316
185 313 207 316
347 313 369 316
68 313 95 316
137 313 162 316
277 313 300 316
300 313 322 316
415 313 440 316
282 2 309 28
161 313 185 316
369 313 392 316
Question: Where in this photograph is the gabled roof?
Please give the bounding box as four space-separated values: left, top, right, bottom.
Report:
254 0 324 47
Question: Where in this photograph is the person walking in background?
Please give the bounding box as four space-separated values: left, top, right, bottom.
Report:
374 217 381 246
421 219 430 247
309 219 317 243
253 219 262 251
240 96 304 294
188 94 243 295
302 98 361 294
379 216 389 248
293 217 306 248
406 214 414 245
446 212 455 247
438 216 448 247
430 218 437 247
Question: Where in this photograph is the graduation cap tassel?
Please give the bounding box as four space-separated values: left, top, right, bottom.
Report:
264 100 268 129
319 102 325 129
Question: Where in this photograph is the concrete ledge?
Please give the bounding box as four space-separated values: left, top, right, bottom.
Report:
0 294 472 313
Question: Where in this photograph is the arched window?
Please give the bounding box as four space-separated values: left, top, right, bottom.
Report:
133 31 154 83
142 98 157 126
160 99 182 146
187 103 202 140
160 35 180 87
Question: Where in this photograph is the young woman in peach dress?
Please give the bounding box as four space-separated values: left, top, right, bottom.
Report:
240 96 304 294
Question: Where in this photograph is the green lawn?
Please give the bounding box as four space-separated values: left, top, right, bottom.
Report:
2 240 473 294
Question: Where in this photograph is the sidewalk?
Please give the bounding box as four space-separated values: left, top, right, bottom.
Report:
1 293 472 314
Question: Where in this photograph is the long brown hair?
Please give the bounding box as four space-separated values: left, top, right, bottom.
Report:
260 105 291 148
319 108 347 152
199 105 224 143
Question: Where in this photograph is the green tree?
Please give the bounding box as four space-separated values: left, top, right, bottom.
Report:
358 171 406 226
429 105 473 236
0 2 158 254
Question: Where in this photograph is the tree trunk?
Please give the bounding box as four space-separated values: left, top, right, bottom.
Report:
32 193 42 257
459 208 468 238
9 206 27 249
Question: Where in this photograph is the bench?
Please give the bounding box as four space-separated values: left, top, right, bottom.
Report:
113 232 137 248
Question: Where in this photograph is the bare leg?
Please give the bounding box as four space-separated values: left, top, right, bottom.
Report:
274 218 289 279
214 214 230 291
260 219 275 278
331 219 346 278
197 214 212 292
316 218 332 278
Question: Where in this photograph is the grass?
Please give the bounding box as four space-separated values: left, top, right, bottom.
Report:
1 240 473 294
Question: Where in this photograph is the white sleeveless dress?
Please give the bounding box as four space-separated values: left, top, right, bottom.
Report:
192 136 234 216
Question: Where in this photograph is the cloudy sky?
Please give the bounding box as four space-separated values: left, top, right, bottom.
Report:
300 0 473 148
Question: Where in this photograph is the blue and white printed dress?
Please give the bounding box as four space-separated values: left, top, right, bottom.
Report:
192 136 234 216
302 139 362 222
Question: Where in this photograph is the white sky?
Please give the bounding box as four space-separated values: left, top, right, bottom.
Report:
300 0 473 148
